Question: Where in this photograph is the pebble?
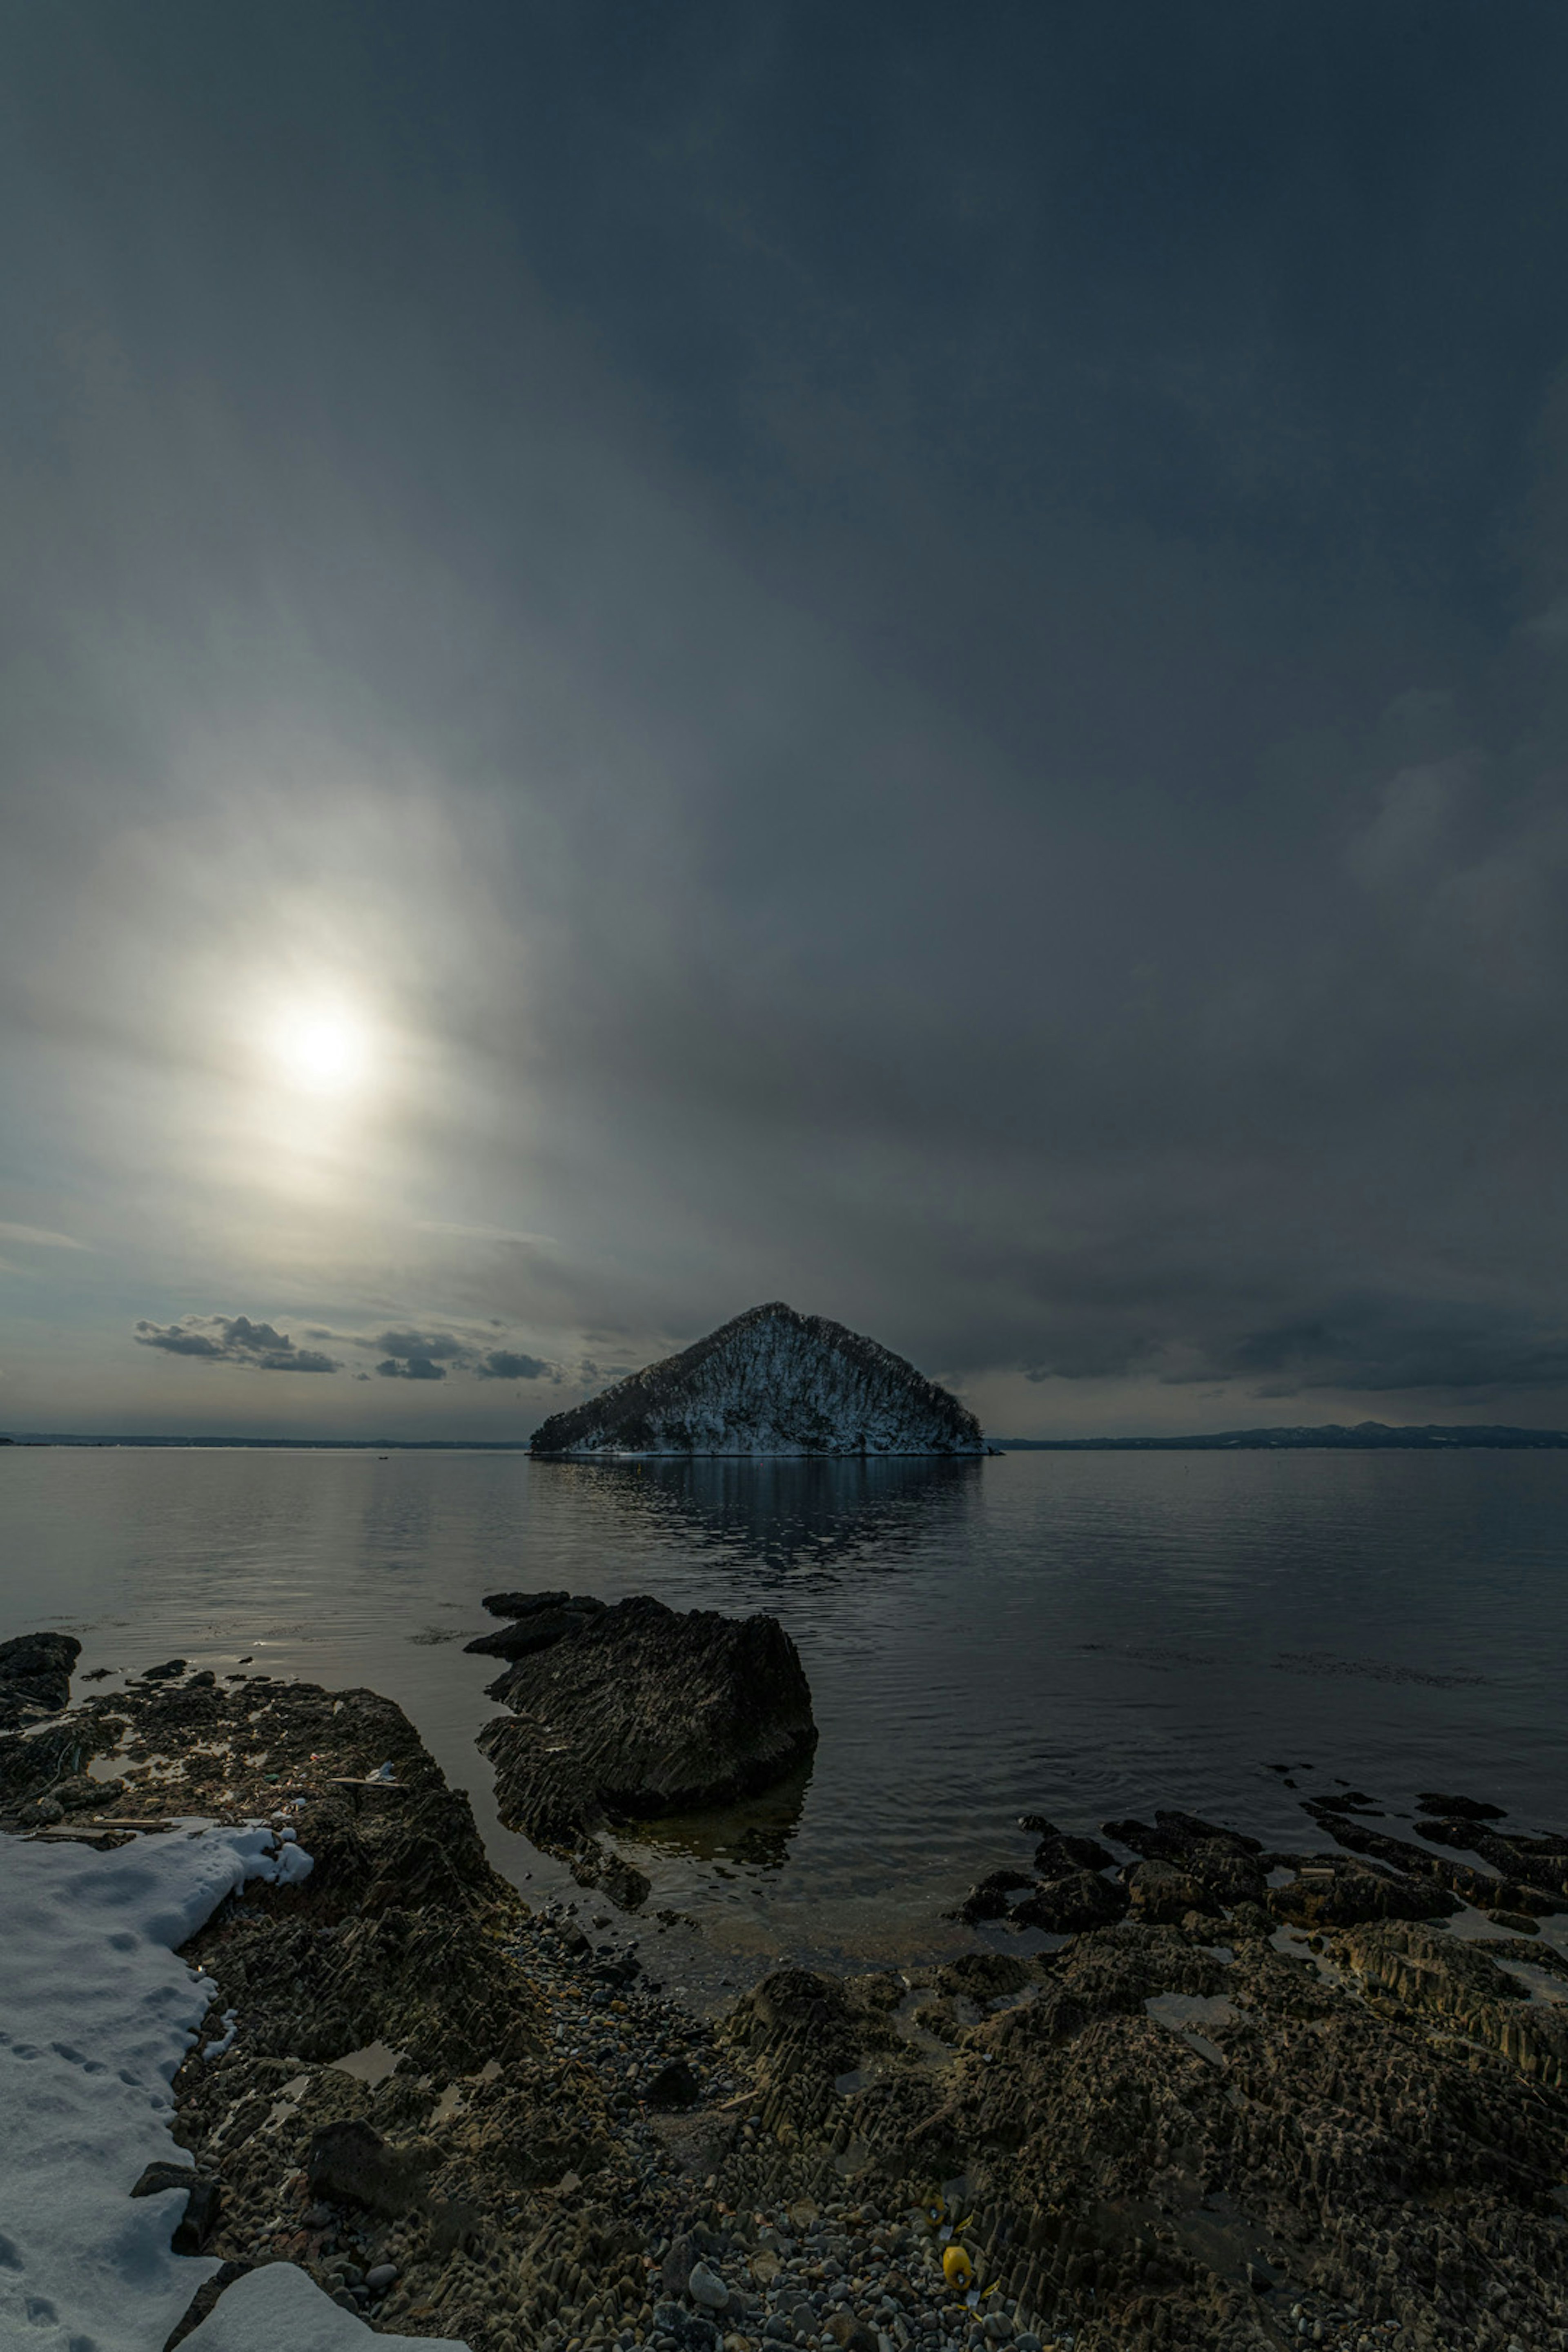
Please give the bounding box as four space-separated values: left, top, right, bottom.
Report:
689 2264 731 2312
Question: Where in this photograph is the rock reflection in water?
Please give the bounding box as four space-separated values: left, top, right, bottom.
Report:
618 1753 815 1872
541 1452 984 1578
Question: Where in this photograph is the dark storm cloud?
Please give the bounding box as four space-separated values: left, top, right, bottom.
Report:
13 4 1568 1430
474 1350 549 1381
134 1316 340 1372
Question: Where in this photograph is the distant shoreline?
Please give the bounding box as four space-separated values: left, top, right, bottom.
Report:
994 1423 1568 1450
0 1435 538 1450
4 1422 1568 1450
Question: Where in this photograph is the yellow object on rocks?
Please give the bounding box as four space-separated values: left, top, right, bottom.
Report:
942 2245 974 2290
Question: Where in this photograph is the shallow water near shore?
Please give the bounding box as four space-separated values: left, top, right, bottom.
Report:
5 1445 1568 1994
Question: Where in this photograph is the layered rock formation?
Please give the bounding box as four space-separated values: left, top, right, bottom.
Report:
528 1302 985 1456
477 1591 818 1846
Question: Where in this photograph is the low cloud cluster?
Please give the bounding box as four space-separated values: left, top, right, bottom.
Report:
134 1316 339 1373
134 1316 552 1385
370 1330 550 1382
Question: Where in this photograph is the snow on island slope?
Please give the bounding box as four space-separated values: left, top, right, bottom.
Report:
530 1300 986 1456
0 1821 468 2352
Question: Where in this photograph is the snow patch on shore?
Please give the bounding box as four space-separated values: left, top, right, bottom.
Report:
0 1820 467 2351
181 2256 470 2349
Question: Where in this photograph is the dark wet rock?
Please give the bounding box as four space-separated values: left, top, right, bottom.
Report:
305 2118 432 2218
949 1868 1034 1924
0 1712 112 1807
1416 1789 1506 1819
1321 1809 1553 1913
52 1771 124 1812
646 2056 702 2109
1411 1815 1568 1900
131 2163 223 2253
588 1949 643 1991
1300 1796 1379 1828
477 1592 817 1845
1031 1831 1116 1874
661 2228 699 2294
1181 1838 1267 1905
1014 1870 1130 1933
174 2177 223 2253
463 1601 605 1660
131 2159 200 2198
0 1630 80 1725
528 1299 986 1456
569 1839 653 1912
140 1658 187 1682
1153 1807 1263 1856
426 2196 485 2261
1266 1852 1456 1927
1124 1859 1218 1924
686 2257 729 2310
1101 1811 1260 1865
652 2300 720 2352
481 1587 576 1619
935 1950 1033 2001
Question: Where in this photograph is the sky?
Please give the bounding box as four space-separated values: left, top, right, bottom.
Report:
6 1 1568 1441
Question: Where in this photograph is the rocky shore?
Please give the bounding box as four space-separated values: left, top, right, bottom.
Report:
4 1637 1568 2352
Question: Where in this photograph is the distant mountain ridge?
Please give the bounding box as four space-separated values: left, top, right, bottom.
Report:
529 1302 986 1457
996 1423 1568 1450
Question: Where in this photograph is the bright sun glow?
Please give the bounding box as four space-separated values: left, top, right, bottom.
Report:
270 1005 370 1096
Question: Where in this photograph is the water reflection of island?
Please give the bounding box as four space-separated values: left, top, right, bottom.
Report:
547 1452 984 1576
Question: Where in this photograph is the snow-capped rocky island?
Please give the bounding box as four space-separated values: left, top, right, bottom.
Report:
529 1299 986 1456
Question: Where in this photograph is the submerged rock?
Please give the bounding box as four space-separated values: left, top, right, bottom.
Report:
479 1593 816 1844
528 1299 986 1456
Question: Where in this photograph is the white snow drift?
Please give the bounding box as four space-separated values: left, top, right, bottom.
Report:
0 1819 468 2352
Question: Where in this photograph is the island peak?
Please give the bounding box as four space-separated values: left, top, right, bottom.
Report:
530 1301 984 1457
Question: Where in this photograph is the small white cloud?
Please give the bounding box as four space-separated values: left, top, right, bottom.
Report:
0 1223 88 1250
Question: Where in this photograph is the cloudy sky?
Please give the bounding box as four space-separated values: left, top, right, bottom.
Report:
6 2 1568 1440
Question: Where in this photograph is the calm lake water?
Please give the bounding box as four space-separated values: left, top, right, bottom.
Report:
4 1446 1566 1989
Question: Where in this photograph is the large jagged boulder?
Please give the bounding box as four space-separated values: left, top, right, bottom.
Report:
477 1592 817 1844
528 1300 985 1456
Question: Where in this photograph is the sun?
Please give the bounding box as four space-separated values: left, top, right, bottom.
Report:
270 1004 370 1096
